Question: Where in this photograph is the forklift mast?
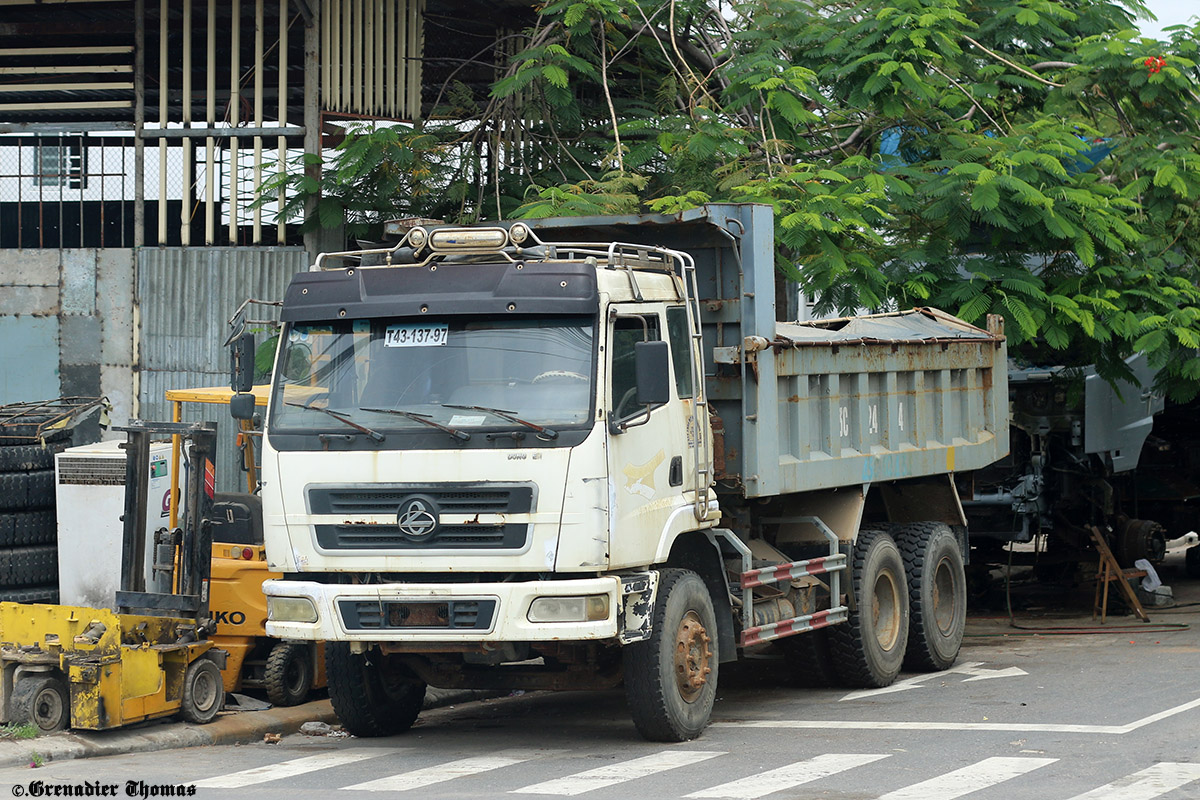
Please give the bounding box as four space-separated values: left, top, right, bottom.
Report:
115 420 217 623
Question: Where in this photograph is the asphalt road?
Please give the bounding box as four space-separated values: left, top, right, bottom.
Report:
2 560 1198 800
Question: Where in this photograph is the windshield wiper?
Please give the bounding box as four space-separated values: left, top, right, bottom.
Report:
360 407 471 441
441 404 558 440
284 402 386 442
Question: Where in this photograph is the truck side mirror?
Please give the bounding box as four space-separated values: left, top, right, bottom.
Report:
635 340 671 406
230 332 255 393
230 392 257 421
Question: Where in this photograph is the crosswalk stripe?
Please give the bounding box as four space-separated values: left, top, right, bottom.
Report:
194 751 388 789
684 753 891 799
1065 762 1200 800
876 756 1057 800
342 749 558 792
511 750 724 796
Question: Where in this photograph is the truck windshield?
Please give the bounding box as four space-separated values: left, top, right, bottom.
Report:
268 317 595 437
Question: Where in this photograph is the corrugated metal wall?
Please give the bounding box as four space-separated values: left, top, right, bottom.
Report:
138 246 308 491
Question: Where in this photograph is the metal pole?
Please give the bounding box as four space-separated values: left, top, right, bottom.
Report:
158 0 168 246
353 0 362 112
205 0 216 244
363 0 372 115
373 0 382 114
340 0 349 112
230 0 241 245
408 0 421 120
253 0 263 244
181 0 192 245
277 0 287 244
302 0 321 261
134 0 146 248
385 0 393 116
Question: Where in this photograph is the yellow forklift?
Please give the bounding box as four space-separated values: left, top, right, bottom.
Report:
165 385 325 706
0 421 226 732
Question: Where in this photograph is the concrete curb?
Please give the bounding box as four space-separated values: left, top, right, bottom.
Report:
0 688 501 770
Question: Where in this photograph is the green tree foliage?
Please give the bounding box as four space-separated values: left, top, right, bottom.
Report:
278 0 1200 397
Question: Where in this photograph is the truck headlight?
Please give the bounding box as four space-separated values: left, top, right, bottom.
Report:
527 595 610 623
267 596 318 624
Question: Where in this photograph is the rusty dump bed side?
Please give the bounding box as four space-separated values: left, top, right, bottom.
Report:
759 307 1008 497
523 203 1008 499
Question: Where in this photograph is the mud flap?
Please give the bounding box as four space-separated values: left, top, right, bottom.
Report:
619 572 659 644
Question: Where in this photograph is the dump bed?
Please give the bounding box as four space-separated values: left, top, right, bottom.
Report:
526 203 1008 498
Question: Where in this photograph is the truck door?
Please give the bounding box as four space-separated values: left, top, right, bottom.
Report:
606 308 696 567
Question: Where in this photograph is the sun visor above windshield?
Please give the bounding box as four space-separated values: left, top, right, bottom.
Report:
280 260 600 322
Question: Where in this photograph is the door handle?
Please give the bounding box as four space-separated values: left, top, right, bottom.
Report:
669 456 683 487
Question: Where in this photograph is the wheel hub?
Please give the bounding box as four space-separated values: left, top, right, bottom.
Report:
286 660 306 693
932 555 957 634
673 610 713 703
872 570 901 651
193 670 219 712
33 687 64 731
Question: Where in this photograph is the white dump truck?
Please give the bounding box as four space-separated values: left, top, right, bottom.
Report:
240 203 1007 741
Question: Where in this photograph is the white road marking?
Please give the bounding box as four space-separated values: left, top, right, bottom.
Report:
714 719 1124 733
194 751 387 788
511 750 724 795
876 756 1057 800
838 671 947 701
840 662 1027 701
960 666 1029 682
716 693 1200 735
684 753 890 799
1065 762 1200 800
343 749 556 792
1120 696 1200 733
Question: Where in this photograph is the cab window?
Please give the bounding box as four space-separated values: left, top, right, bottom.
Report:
611 315 661 423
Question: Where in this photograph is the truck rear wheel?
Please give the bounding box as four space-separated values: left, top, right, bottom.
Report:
623 569 719 742
829 529 909 688
326 643 425 737
894 521 966 671
11 674 70 733
265 642 313 707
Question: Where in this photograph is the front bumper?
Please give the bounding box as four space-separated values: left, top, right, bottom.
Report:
264 577 622 642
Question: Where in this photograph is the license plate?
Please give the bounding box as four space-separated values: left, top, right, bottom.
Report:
384 323 448 347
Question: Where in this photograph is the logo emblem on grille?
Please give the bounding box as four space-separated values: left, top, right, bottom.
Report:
396 495 439 539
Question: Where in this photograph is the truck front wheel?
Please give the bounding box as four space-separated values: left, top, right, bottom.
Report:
623 569 719 742
894 521 966 671
326 643 425 737
829 529 909 688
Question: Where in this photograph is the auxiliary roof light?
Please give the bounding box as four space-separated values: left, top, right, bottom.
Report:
509 222 531 245
428 227 510 252
406 226 428 250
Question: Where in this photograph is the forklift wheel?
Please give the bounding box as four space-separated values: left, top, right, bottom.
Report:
11 674 69 733
180 657 224 724
265 642 313 707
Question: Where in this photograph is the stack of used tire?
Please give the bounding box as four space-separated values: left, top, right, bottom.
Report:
0 441 62 604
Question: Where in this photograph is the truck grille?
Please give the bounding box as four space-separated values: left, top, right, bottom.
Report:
339 599 495 631
315 522 527 549
308 483 534 551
